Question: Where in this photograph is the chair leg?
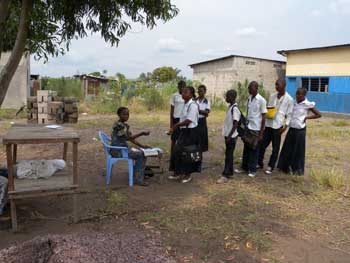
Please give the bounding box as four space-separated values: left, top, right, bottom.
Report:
128 159 134 187
106 159 113 185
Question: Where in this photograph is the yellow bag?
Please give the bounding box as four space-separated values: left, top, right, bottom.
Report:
266 106 277 119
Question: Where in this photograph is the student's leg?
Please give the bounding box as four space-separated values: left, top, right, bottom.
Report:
241 144 249 171
223 137 236 176
258 127 272 168
277 129 295 173
268 128 282 170
129 151 146 183
291 129 306 175
248 145 259 174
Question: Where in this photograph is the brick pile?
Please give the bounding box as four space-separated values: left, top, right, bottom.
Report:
27 90 79 124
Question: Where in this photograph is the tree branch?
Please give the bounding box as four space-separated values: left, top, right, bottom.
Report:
0 0 32 107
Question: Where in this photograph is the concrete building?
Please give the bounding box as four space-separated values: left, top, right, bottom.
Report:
278 44 350 113
189 55 286 97
0 52 30 109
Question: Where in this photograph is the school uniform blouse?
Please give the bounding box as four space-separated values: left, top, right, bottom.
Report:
170 92 184 119
247 93 267 131
289 99 316 129
266 92 294 129
222 103 241 138
196 98 211 118
180 99 199 128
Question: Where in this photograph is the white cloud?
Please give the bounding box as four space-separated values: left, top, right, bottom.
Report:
311 9 322 17
329 0 350 14
156 38 184 53
235 27 267 37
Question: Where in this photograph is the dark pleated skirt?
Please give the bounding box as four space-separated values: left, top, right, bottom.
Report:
198 117 209 152
172 128 202 174
277 127 306 175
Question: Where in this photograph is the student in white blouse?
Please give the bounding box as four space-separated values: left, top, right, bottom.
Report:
169 86 201 183
277 87 321 175
258 78 294 174
196 85 211 152
169 80 186 173
239 81 267 178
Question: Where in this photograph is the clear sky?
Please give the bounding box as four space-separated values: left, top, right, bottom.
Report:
31 0 350 79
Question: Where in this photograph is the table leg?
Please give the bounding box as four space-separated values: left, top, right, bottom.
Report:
73 142 78 185
73 193 78 223
10 200 17 231
63 143 68 161
13 144 17 164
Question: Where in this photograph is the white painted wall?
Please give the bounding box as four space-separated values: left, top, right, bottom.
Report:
0 52 30 109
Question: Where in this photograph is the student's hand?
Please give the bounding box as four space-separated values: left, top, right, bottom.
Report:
168 128 174 135
303 117 308 123
225 137 231 144
280 126 287 134
142 131 150 136
258 133 264 141
142 145 151 149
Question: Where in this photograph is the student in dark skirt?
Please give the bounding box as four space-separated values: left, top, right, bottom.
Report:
169 86 201 183
277 88 321 175
196 85 211 152
168 80 186 178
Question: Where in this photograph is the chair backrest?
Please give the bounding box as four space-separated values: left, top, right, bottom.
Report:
99 131 111 154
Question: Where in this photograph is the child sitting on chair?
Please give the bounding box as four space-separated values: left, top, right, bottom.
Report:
111 107 151 186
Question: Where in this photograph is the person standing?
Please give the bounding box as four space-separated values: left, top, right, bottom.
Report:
170 86 201 183
168 80 186 177
196 85 211 152
217 90 241 184
277 88 321 175
239 81 267 178
258 78 293 174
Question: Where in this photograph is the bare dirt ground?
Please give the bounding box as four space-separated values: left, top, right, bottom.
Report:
0 112 350 263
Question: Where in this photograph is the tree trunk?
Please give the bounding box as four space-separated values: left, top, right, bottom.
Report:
0 0 12 60
0 0 32 107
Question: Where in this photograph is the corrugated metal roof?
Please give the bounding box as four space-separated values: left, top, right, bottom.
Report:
278 44 350 56
189 54 286 67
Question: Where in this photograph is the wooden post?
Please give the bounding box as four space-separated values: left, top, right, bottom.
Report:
6 144 17 231
63 142 68 161
72 142 78 185
13 144 17 164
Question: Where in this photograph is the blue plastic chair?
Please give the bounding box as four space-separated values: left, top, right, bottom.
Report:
99 131 134 186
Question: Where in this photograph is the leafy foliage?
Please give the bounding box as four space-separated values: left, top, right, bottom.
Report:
1 0 179 60
41 77 83 99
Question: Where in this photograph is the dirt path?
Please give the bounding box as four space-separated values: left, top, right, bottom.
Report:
0 113 350 262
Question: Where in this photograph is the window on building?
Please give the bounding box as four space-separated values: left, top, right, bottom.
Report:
301 77 329 92
245 61 256 65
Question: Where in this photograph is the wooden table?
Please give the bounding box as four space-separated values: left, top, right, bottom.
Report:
2 125 80 231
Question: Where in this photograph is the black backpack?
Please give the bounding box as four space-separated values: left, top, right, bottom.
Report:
231 104 247 137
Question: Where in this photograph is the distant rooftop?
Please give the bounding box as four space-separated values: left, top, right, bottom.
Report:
189 54 286 67
278 43 350 56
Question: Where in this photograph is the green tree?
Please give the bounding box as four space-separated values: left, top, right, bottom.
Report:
0 0 178 106
89 71 102 77
151 66 181 83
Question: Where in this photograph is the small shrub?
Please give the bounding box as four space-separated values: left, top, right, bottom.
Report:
210 95 226 111
310 168 346 190
142 88 165 110
41 77 83 99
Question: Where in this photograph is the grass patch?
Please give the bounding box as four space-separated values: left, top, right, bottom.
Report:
331 119 350 127
0 109 25 119
310 168 346 190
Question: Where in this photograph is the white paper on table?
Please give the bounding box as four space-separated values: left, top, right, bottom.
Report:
45 125 63 129
140 147 163 157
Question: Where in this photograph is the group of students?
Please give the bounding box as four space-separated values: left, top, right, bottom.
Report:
109 78 321 187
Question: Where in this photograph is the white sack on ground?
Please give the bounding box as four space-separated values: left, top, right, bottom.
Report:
16 160 66 179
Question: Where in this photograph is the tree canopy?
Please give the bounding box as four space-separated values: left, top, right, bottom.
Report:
0 0 178 106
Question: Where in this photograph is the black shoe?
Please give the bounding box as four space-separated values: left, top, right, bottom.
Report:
135 181 149 187
181 174 192 183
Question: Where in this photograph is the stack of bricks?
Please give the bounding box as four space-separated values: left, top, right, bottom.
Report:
37 90 57 124
27 90 79 124
27 96 38 123
63 97 79 123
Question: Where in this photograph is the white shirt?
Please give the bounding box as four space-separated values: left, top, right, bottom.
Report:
289 99 316 129
247 93 267 131
180 99 199 128
266 92 294 129
170 92 184 118
196 98 211 118
222 103 241 138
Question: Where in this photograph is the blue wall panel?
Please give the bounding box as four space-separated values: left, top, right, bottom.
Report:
286 76 350 113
